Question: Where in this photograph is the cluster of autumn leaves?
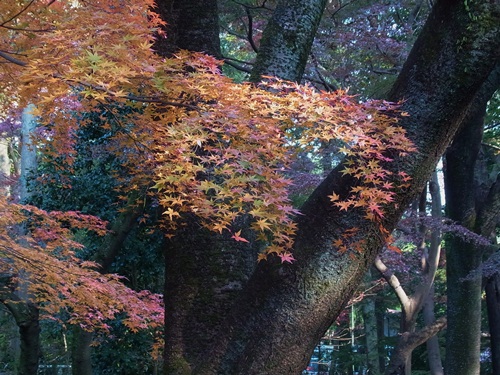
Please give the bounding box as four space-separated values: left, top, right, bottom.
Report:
0 0 414 342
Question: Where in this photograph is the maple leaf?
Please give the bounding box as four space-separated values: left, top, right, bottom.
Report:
231 230 249 243
332 238 343 248
162 208 180 221
368 202 384 218
254 218 272 231
278 252 296 264
328 192 340 202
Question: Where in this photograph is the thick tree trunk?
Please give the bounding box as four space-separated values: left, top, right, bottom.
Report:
249 0 328 82
163 222 259 374
443 63 500 375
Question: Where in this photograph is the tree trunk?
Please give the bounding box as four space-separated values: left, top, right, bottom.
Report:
0 296 40 375
249 0 328 82
153 0 221 58
0 104 43 375
424 173 444 375
20 104 37 202
196 2 500 372
362 274 382 375
70 204 144 374
423 286 444 375
155 0 500 373
71 327 93 375
486 273 500 375
443 63 500 375
377 173 444 375
384 318 447 375
0 137 10 194
163 223 259 374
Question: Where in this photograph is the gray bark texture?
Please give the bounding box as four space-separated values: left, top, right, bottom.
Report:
158 0 500 373
20 104 37 202
249 0 328 82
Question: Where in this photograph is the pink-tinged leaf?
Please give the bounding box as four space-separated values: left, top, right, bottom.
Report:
231 230 249 243
278 252 296 264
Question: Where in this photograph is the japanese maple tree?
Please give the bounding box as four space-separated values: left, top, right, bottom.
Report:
0 0 412 363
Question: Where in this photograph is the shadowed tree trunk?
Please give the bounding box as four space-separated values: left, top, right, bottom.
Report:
71 327 93 375
362 271 382 375
423 285 444 375
0 294 40 375
154 0 500 373
385 318 447 375
486 272 500 375
444 63 500 375
153 0 221 58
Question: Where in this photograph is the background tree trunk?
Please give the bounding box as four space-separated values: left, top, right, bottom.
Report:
486 273 500 375
0 296 40 375
443 63 500 375
423 286 444 375
71 327 93 375
362 272 382 375
249 0 328 82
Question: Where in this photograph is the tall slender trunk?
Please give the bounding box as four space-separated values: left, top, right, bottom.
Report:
362 272 382 375
423 286 443 375
378 172 444 375
71 205 143 374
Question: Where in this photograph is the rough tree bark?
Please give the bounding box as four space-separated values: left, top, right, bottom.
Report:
249 0 328 82
155 0 500 373
444 62 500 375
